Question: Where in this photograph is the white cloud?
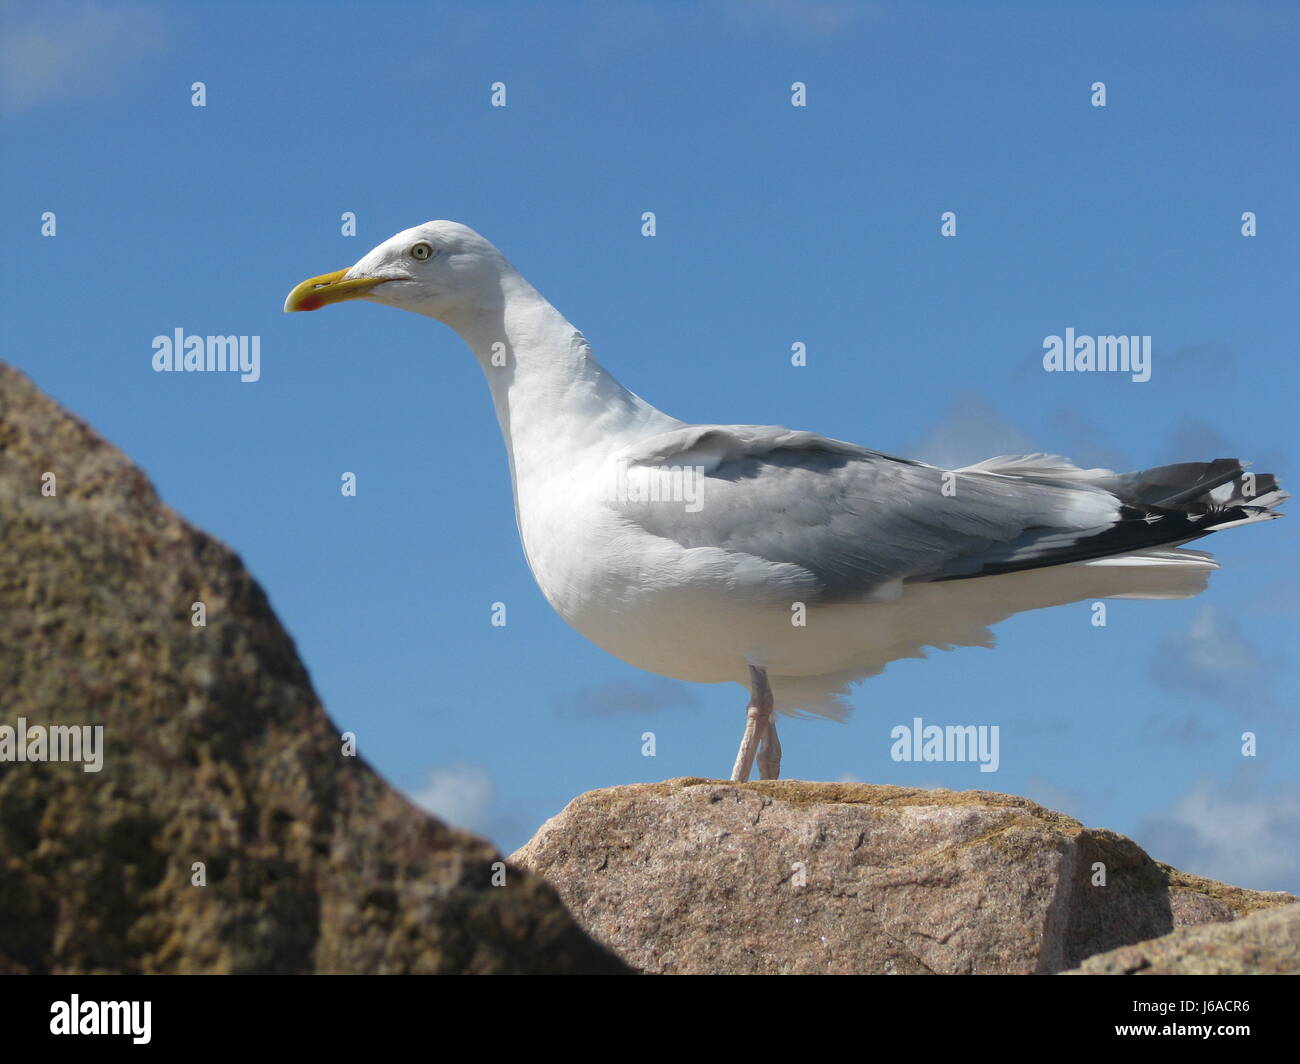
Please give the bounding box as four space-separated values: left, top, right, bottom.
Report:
407 763 494 833
1046 406 1132 472
905 393 1037 469
1139 777 1300 894
0 1 171 117
1022 777 1081 815
1147 606 1277 707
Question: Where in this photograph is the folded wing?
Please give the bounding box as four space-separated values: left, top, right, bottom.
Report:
608 424 1285 605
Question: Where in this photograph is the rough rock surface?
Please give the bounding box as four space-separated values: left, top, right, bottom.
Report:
511 778 1294 975
0 364 627 974
1066 904 1300 974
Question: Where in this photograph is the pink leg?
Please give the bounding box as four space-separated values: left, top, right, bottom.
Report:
730 665 775 782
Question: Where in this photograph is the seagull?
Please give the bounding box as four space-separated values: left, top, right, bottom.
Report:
285 221 1287 782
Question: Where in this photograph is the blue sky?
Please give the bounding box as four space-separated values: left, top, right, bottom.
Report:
4 0 1297 891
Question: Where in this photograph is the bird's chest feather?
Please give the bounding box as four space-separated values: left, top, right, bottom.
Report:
513 464 716 637
513 472 629 618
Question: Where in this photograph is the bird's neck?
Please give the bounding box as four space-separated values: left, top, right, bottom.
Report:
447 272 676 486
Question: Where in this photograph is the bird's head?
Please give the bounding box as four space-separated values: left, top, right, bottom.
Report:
283 220 511 324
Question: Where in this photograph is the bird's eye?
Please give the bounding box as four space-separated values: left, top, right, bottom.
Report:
410 242 434 261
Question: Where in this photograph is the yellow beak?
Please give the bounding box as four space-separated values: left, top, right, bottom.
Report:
283 268 389 312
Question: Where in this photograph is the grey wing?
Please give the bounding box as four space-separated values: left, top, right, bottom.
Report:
607 424 1262 603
